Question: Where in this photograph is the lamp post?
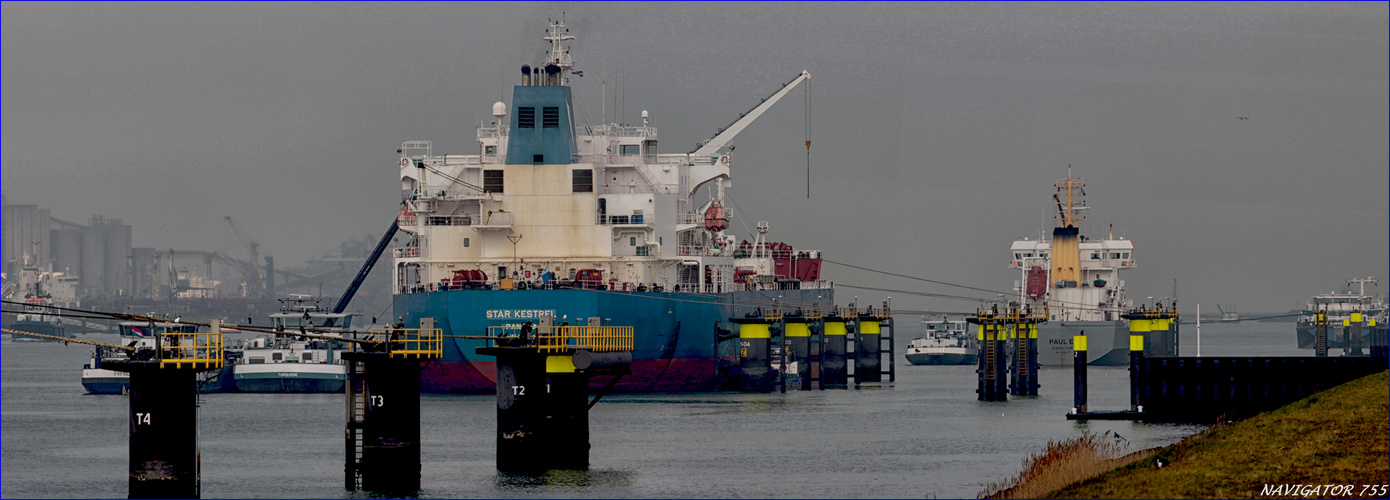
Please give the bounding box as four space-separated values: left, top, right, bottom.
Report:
507 234 523 280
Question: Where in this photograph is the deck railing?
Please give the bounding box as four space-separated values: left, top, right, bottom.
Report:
159 330 224 369
485 325 634 353
364 328 444 359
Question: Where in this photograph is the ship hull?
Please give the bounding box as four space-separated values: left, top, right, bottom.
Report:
233 364 346 393
905 349 976 366
83 367 234 394
1296 324 1343 349
81 369 130 394
1035 321 1128 366
398 287 832 393
7 321 68 342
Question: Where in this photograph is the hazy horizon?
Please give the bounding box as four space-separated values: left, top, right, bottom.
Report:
4 2 1386 315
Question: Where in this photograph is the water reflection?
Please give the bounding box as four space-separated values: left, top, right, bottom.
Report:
494 468 635 490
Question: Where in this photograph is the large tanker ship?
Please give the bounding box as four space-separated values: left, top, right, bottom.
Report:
391 18 832 393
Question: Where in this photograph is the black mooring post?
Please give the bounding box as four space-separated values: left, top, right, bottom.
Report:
1341 321 1351 357
820 315 848 389
123 362 201 499
344 324 439 494
731 315 776 393
1072 332 1087 415
487 347 551 472
1351 312 1364 356
973 311 1007 402
1008 310 1022 396
343 352 424 494
1315 311 1328 358
1010 310 1039 396
107 322 223 500
1129 334 1144 412
885 314 896 382
479 337 630 473
545 370 591 469
855 309 883 384
784 316 812 390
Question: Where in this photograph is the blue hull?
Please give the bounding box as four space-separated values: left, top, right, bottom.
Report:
397 287 832 393
83 378 129 395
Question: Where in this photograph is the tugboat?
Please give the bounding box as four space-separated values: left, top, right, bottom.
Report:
905 317 976 365
389 16 831 393
231 295 353 393
7 261 73 342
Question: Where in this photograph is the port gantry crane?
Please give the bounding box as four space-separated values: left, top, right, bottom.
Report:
224 216 266 298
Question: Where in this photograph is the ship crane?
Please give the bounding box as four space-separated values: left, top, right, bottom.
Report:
685 71 811 243
224 216 265 297
689 70 810 158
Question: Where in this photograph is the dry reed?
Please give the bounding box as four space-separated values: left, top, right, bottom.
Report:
978 430 1152 499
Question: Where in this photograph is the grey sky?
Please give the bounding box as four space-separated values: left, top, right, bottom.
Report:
3 2 1386 314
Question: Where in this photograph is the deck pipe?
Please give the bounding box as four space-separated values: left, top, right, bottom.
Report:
820 313 849 389
732 314 777 392
1314 311 1328 358
1129 335 1144 412
855 309 883 384
342 352 424 494
783 315 813 390
118 361 202 499
1072 333 1087 414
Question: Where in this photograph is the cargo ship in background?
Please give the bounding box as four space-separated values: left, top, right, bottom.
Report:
391 17 832 393
1295 277 1385 349
1009 169 1135 365
5 260 79 342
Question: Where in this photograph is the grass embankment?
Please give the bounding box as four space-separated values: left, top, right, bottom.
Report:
984 370 1389 499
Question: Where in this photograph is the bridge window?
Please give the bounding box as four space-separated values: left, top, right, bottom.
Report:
518 107 535 128
1122 252 1130 259
542 107 559 128
572 169 593 192
485 145 497 155
1091 253 1100 259
483 170 504 193
620 144 640 155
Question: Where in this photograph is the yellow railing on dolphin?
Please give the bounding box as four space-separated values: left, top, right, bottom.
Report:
159 330 224 369
486 325 634 353
366 328 444 358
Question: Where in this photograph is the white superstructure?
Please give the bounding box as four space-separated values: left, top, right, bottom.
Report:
391 17 824 296
1009 168 1134 321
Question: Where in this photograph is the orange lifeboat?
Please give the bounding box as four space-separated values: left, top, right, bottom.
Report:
704 201 729 232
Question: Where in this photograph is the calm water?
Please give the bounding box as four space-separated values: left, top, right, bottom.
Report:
2 320 1300 498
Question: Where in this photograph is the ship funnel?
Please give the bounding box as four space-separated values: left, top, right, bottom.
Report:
521 65 532 86
545 64 560 86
